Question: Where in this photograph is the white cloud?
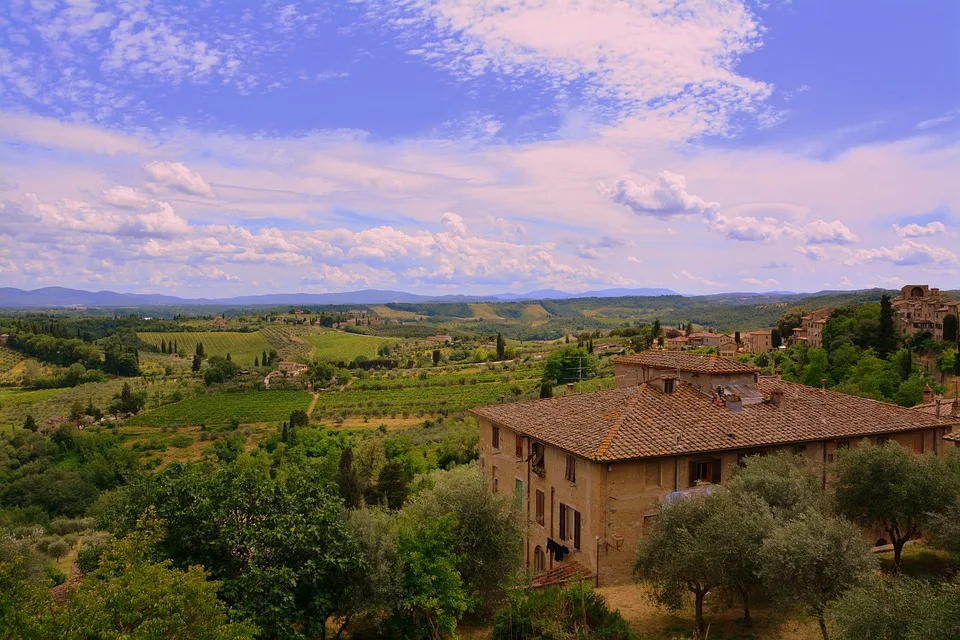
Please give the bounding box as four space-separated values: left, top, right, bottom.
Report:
743 277 778 287
440 212 468 236
101 185 151 209
380 0 770 138
606 172 719 219
145 161 214 197
892 221 946 238
845 240 960 268
803 219 857 245
0 111 147 154
627 256 641 264
796 245 827 261
679 270 724 288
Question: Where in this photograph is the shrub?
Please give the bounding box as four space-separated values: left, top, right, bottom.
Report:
48 518 96 536
491 583 633 640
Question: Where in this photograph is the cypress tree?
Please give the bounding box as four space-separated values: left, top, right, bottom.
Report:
337 447 362 509
496 332 506 360
255 356 259 367
877 294 897 358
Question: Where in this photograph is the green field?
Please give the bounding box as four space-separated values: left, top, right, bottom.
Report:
138 331 272 366
303 331 399 362
127 389 312 428
0 379 183 427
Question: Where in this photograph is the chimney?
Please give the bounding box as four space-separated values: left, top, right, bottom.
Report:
725 392 742 414
769 389 783 408
922 383 933 404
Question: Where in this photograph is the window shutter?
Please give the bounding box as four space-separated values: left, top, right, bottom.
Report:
573 510 581 550
688 461 697 487
559 504 567 540
711 458 722 484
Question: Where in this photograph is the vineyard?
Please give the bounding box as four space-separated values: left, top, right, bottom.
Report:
0 346 23 373
137 331 272 365
126 389 312 428
303 331 399 362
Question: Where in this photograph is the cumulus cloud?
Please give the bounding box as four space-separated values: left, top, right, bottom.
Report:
145 161 215 197
844 240 959 267
606 172 719 219
892 221 947 238
440 212 467 236
803 219 857 245
101 185 151 209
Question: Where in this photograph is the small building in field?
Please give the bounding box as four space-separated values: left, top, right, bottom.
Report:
277 361 308 377
474 350 958 586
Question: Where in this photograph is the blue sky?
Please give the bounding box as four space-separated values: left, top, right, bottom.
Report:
0 0 958 296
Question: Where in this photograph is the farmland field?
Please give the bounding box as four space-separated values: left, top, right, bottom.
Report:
0 346 23 373
127 389 312 427
138 331 272 365
303 331 399 362
0 379 183 426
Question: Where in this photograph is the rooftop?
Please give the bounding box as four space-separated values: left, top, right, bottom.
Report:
612 350 759 374
472 379 958 461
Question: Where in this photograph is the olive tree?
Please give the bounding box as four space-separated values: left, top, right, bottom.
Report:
759 510 875 640
831 575 960 640
834 441 957 569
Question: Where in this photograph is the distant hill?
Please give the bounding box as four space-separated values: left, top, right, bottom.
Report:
0 286 680 308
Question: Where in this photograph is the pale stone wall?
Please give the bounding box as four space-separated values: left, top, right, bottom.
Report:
480 413 948 586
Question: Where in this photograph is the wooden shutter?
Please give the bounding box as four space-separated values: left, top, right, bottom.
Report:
573 510 581 550
559 503 567 540
492 426 500 449
711 458 722 484
515 434 524 458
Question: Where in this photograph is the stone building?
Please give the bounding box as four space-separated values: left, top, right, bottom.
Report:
791 307 833 349
741 329 773 354
893 285 959 342
686 332 737 357
473 351 958 586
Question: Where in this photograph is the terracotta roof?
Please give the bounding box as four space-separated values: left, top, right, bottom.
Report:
612 350 758 374
472 379 959 461
529 561 594 589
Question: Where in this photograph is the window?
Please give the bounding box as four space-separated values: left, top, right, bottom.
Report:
565 454 576 483
836 440 850 450
491 466 498 494
515 479 523 508
534 546 546 573
531 442 545 475
559 503 581 550
515 434 524 459
876 435 889 446
689 458 721 486
663 378 675 394
535 490 545 526
792 444 807 456
645 460 661 487
492 426 500 450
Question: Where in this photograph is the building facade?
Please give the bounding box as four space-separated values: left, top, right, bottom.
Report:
742 329 773 354
791 307 833 349
474 351 958 586
893 285 959 342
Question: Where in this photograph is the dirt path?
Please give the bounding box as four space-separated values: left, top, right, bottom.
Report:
306 392 320 416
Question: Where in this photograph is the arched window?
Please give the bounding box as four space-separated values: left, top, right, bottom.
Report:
534 546 546 574
911 286 925 298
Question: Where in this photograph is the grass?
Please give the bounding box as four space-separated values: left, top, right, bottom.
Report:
303 330 399 362
137 331 272 366
126 389 312 428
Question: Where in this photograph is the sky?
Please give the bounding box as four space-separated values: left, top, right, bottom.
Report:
0 0 958 297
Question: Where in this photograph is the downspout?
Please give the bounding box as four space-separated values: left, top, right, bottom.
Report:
673 456 679 491
525 436 531 570
822 441 828 489
549 486 555 570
